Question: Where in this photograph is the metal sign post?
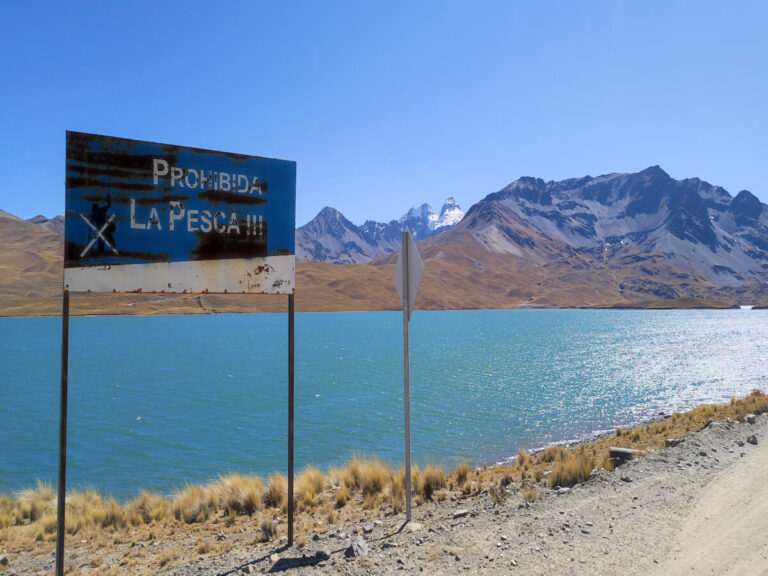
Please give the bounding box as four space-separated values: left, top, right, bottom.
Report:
402 239 412 522
56 132 297 572
55 290 69 576
394 231 424 523
288 293 295 545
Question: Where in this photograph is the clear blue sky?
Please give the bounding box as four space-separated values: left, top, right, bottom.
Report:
1 1 766 226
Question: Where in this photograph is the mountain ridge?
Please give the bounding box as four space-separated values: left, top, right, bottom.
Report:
296 198 465 264
456 166 768 288
2 166 767 316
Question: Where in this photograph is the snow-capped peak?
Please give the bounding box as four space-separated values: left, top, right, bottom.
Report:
400 203 436 225
435 197 464 230
399 198 464 234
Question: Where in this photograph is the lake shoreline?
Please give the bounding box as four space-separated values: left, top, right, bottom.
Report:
3 391 767 575
2 293 762 319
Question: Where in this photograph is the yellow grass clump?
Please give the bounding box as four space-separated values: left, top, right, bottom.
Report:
732 389 768 421
295 467 324 513
454 462 470 485
420 466 447 500
258 513 277 542
172 485 217 524
538 445 568 464
410 464 423 497
127 491 170 525
387 469 406 513
157 549 178 567
516 449 533 470
548 447 595 488
15 481 56 524
263 473 287 510
357 458 392 497
214 474 264 516
523 487 539 503
0 496 14 529
335 484 350 508
65 491 126 534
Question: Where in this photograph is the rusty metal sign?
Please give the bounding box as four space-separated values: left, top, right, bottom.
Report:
64 132 296 294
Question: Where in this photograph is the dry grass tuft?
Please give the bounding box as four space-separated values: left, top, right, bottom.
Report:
263 473 287 510
327 466 349 490
0 496 13 530
488 481 507 505
65 490 126 534
15 481 57 525
196 539 211 555
259 514 277 542
157 549 178 567
172 485 217 524
346 457 363 490
363 492 381 511
214 474 264 516
335 485 350 509
388 469 406 513
516 449 533 470
538 445 568 463
357 458 392 497
420 466 446 501
549 448 594 488
523 487 538 503
295 467 325 513
324 502 337 525
127 491 170 525
732 389 768 421
454 462 470 485
98 497 125 530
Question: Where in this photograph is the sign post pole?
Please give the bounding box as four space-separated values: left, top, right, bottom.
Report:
394 230 424 525
55 289 70 576
402 233 413 523
288 293 295 546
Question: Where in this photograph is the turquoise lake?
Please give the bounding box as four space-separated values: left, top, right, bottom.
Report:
1 309 766 499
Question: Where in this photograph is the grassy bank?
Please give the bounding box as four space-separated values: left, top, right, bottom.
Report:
2 390 767 555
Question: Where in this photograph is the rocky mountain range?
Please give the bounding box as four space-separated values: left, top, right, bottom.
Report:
458 166 768 288
366 165 768 307
1 166 767 316
296 198 465 264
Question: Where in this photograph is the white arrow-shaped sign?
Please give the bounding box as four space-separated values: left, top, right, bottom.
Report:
394 230 424 322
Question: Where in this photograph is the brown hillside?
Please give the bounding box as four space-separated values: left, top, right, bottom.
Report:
0 210 761 317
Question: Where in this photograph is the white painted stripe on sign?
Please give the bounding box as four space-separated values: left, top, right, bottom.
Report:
64 255 295 295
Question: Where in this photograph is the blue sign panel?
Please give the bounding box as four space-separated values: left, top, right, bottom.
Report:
64 132 296 294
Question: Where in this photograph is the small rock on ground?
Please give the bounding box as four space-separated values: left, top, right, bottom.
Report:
346 535 370 558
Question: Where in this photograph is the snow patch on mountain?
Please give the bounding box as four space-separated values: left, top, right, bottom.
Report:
399 198 465 237
435 197 464 230
297 198 464 263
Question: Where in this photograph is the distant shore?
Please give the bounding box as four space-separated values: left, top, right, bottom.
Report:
1 292 764 318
